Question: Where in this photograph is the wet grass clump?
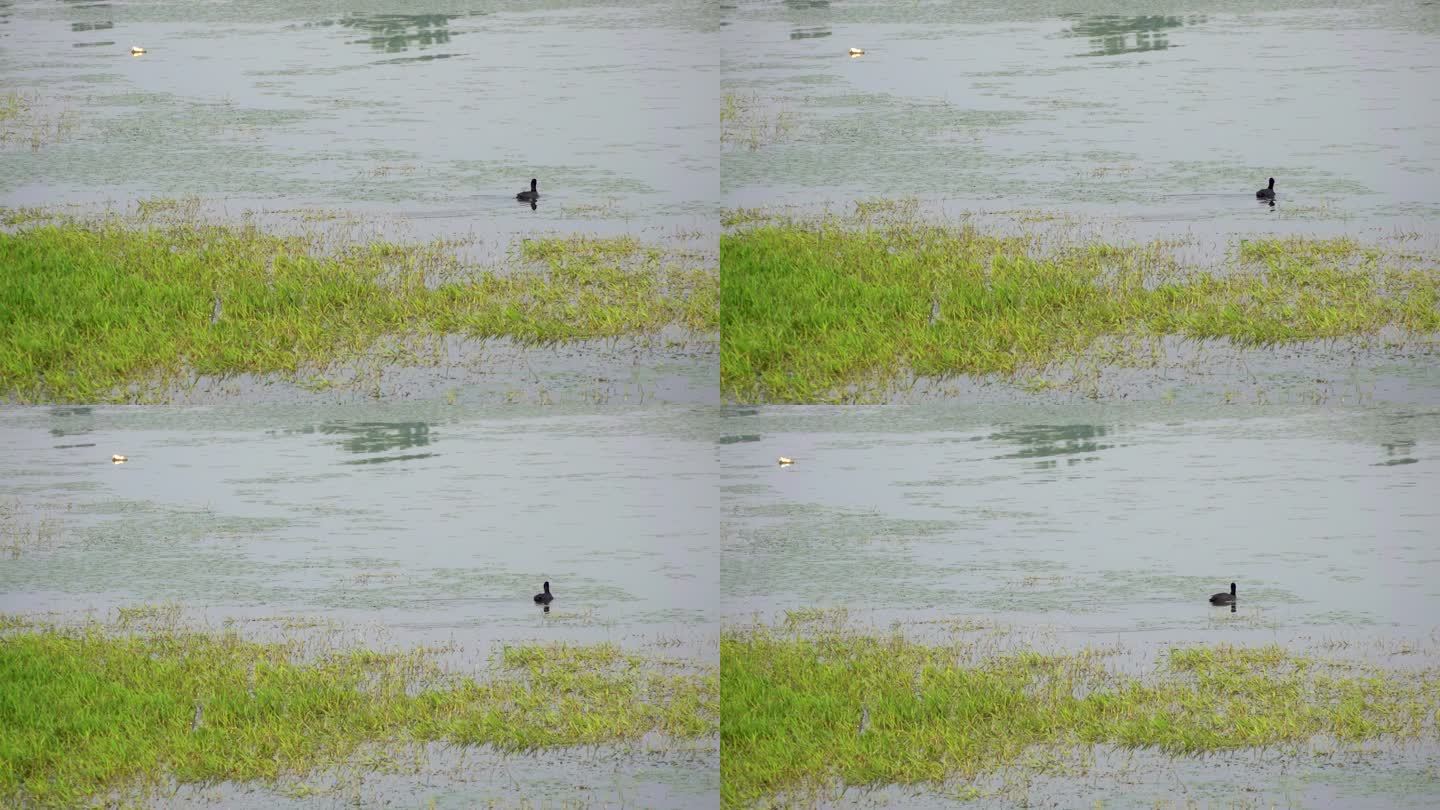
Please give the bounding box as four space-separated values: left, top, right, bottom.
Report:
0 622 717 808
720 627 1440 808
720 215 1440 402
0 214 717 403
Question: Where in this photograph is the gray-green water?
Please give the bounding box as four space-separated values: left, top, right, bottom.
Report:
722 0 1440 237
722 403 1440 643
1 0 718 247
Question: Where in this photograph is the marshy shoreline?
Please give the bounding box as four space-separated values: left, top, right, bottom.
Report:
720 612 1440 808
0 607 719 808
720 203 1440 405
1 201 719 407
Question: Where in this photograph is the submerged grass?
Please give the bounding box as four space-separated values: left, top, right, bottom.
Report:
0 212 716 403
0 499 63 559
720 626 1440 808
0 91 75 151
0 621 717 808
721 92 796 151
720 214 1440 402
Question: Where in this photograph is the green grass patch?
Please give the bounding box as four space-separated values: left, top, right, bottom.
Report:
720 216 1440 402
0 623 717 807
720 627 1440 808
0 214 717 403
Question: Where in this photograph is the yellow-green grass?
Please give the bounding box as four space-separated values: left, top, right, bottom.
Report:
0 216 716 403
720 216 1440 402
720 627 1440 808
0 622 717 808
0 91 25 123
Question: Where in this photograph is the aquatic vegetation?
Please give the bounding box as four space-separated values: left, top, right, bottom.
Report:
0 211 717 403
0 91 75 151
721 92 796 150
0 620 717 808
720 210 1440 402
720 625 1440 808
0 499 63 559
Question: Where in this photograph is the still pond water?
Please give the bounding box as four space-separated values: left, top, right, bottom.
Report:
722 0 1440 237
1 0 718 248
722 402 1439 644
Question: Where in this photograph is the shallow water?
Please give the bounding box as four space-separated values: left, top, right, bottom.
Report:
0 0 718 247
819 742 1440 809
721 402 1440 652
721 0 1440 237
1 401 719 657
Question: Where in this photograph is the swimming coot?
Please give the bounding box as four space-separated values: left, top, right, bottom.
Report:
517 178 539 202
1256 178 1275 200
533 581 553 604
1209 582 1236 605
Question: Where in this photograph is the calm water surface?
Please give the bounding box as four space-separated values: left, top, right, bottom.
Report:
722 402 1440 645
1 0 718 246
722 0 1440 236
1 402 718 655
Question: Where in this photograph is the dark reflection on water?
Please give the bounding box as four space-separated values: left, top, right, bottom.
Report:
1379 417 1421 465
783 0 831 10
717 434 761 445
277 421 434 455
1383 438 1416 457
342 451 438 466
48 407 95 438
70 21 111 32
337 13 465 53
790 27 831 40
989 424 1113 461
1061 14 1200 57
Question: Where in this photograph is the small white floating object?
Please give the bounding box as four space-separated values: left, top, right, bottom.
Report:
130 46 146 55
777 457 794 466
111 454 128 464
848 47 865 56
